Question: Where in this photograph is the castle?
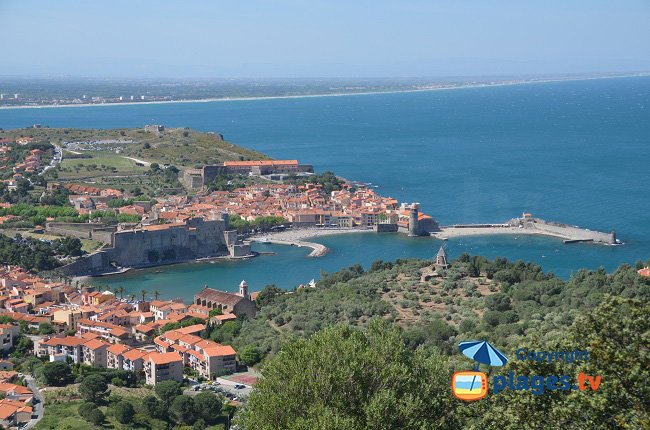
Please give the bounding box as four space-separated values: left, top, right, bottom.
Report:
59 214 252 276
182 159 314 189
396 203 439 236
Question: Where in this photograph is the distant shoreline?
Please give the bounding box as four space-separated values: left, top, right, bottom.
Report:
1 73 647 111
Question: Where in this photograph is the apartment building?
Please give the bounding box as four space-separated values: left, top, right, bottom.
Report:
144 352 183 385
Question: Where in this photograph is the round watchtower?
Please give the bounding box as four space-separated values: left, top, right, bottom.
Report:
408 206 419 236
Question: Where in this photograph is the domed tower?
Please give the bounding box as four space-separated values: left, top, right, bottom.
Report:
239 280 249 299
408 204 419 237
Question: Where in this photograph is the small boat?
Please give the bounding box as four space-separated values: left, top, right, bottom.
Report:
257 237 270 243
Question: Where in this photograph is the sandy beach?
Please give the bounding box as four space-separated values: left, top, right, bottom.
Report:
1 74 643 111
250 228 373 257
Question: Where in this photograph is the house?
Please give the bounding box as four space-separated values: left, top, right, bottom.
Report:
122 348 148 373
77 319 130 344
144 352 183 385
194 281 256 318
0 400 33 428
156 327 237 379
107 344 131 370
37 336 86 363
150 301 187 321
53 308 84 330
211 313 237 325
82 339 109 367
82 291 115 306
0 324 19 353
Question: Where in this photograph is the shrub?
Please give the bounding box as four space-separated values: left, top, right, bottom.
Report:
112 400 135 424
79 374 109 404
171 395 196 425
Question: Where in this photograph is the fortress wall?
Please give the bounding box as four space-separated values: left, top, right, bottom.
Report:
111 218 230 267
91 230 115 245
202 165 228 186
375 223 398 233
229 243 252 257
59 216 250 275
59 251 111 276
46 222 116 244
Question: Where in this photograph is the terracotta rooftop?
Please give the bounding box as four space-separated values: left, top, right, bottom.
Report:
83 339 108 350
148 351 182 366
41 336 86 347
122 349 147 361
195 287 246 306
203 345 237 357
107 344 131 355
223 160 298 167
176 324 205 335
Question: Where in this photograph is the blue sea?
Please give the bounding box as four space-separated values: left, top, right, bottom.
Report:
1 77 649 300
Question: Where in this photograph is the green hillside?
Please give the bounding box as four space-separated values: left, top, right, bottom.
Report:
204 256 650 429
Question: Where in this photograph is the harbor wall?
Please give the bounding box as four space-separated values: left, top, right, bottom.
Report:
525 219 616 244
375 223 398 233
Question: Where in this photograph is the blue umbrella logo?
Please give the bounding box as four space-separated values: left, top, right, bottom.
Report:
455 340 508 396
459 340 509 369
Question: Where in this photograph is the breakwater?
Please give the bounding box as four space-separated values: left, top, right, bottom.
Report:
433 217 618 245
255 238 329 257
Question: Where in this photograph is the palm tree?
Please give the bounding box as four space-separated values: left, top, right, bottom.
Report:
128 294 136 302
140 289 148 302
153 290 161 300
117 286 125 300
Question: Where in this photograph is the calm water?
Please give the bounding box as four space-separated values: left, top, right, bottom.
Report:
1 77 649 299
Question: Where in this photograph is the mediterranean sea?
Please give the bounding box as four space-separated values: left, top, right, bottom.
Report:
1 76 648 300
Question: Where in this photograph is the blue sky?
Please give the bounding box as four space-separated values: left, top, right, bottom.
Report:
1 0 649 78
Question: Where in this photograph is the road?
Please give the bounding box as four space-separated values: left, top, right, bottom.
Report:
24 375 44 429
121 156 151 167
39 143 62 176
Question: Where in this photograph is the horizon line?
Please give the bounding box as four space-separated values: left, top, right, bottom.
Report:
1 73 648 112
1 71 649 82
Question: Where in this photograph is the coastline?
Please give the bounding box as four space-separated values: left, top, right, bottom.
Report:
1 73 647 111
250 228 373 257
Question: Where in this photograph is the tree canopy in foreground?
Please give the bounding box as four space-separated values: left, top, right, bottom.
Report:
236 318 458 430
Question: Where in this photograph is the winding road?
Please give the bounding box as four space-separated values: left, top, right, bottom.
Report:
24 375 44 429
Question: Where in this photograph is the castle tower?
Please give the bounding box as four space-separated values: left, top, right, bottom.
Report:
239 280 249 299
435 246 450 269
408 205 419 237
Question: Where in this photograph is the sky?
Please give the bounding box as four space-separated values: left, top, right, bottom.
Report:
1 0 649 79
